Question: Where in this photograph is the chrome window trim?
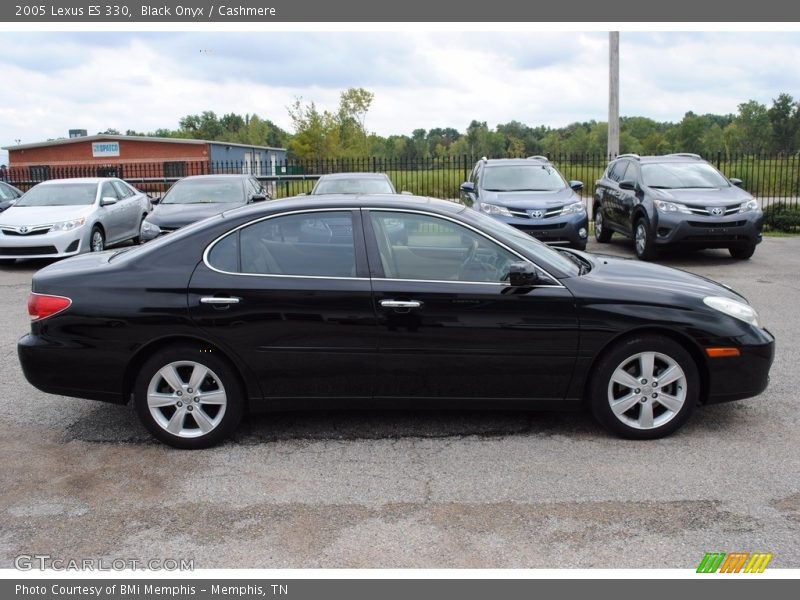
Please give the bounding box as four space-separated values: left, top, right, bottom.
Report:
202 206 565 288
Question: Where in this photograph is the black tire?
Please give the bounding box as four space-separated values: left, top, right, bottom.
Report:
134 345 244 449
729 244 756 260
571 241 587 251
589 335 699 440
90 226 105 253
633 217 656 261
594 206 613 243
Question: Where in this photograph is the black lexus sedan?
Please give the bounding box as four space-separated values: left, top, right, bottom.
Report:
18 195 774 448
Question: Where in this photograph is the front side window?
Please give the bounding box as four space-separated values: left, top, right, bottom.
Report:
111 180 134 198
369 211 517 283
208 211 357 278
101 182 120 200
608 161 629 182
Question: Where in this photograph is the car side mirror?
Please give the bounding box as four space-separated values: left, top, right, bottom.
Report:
619 180 637 191
569 180 584 191
506 261 547 287
149 195 160 204
460 181 475 193
251 194 268 202
100 197 118 206
730 178 743 187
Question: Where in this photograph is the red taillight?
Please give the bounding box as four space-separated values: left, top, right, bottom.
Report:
28 293 72 321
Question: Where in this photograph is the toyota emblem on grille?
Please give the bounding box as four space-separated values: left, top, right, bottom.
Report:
710 207 724 216
530 210 545 219
18 226 29 234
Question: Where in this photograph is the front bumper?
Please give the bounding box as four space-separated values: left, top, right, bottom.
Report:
705 328 775 404
654 210 763 248
491 212 589 247
0 227 85 259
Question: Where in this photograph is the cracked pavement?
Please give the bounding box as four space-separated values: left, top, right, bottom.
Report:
1 237 798 568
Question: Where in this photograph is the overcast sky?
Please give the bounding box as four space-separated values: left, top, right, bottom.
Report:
2 31 800 163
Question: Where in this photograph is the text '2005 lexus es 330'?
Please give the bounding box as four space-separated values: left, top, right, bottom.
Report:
18 195 774 448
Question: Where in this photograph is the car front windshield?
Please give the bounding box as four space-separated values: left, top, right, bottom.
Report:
641 163 730 189
15 183 97 207
467 209 581 277
162 180 244 204
482 165 565 192
313 178 395 194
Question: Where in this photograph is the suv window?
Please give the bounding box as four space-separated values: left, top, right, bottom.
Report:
369 211 516 283
608 161 629 183
481 164 564 192
209 211 356 277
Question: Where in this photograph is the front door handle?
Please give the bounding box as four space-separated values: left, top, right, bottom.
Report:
380 300 422 309
200 296 241 305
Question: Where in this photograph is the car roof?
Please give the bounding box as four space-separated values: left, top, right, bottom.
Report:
36 178 117 185
178 175 252 181
317 172 391 180
482 157 552 167
225 194 465 219
613 154 709 164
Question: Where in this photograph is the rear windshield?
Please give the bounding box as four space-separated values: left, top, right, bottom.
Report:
16 183 96 207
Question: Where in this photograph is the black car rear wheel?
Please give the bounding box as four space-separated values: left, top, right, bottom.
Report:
590 335 699 440
134 345 244 449
729 244 756 260
594 207 612 243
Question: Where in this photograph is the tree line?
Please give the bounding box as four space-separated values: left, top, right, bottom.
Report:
101 88 800 160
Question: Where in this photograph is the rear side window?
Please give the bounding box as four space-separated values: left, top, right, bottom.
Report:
207 211 357 278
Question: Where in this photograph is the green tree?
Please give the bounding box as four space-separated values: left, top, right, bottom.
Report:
768 93 799 154
734 100 772 155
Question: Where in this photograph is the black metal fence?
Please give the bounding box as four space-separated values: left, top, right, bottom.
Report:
3 153 799 229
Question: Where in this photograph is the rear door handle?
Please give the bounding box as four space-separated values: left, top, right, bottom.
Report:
200 296 241 305
380 300 422 309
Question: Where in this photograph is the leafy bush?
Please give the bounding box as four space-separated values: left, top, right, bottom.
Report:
764 201 800 232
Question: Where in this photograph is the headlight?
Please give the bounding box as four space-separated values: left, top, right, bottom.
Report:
704 296 761 328
561 201 586 215
655 200 691 214
739 199 759 213
479 202 512 217
141 221 161 235
50 218 86 232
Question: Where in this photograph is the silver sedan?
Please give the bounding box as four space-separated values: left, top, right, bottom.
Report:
0 177 151 264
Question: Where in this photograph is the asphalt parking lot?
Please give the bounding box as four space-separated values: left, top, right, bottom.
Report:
1 236 798 569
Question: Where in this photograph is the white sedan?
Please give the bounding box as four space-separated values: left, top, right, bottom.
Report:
0 178 151 264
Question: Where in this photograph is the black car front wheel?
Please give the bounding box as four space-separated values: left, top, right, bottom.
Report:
134 345 244 449
590 335 699 440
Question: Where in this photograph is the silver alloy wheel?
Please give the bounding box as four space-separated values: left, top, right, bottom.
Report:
91 229 104 252
595 212 603 235
635 222 647 255
146 360 228 438
607 351 687 430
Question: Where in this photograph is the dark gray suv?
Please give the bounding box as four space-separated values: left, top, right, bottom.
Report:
460 157 588 250
593 154 763 260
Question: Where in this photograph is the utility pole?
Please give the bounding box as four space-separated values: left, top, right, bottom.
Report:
608 31 620 159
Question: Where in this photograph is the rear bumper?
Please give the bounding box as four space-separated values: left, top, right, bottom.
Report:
17 333 126 404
